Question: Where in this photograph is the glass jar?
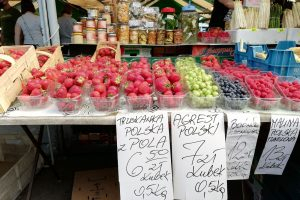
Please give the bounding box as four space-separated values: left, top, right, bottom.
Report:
86 28 97 44
129 28 139 44
161 7 177 30
108 33 117 42
180 5 199 43
102 12 112 24
165 30 173 44
81 17 87 29
156 29 165 45
86 17 96 29
72 33 83 44
73 22 83 33
138 28 147 44
117 0 130 23
174 29 183 44
118 24 129 44
147 28 157 44
97 18 107 29
98 29 107 42
107 23 116 33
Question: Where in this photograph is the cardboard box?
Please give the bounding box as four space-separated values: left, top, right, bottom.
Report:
72 168 120 200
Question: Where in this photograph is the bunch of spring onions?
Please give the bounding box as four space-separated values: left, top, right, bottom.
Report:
230 1 247 29
269 3 282 28
258 0 270 29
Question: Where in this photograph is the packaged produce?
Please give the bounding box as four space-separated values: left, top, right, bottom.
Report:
161 7 177 30
97 29 107 42
165 30 174 44
147 28 157 44
117 0 130 23
97 17 107 29
129 28 139 44
118 24 129 44
156 29 165 45
180 5 199 43
138 28 147 44
142 7 159 22
130 0 142 19
174 29 183 44
107 23 116 33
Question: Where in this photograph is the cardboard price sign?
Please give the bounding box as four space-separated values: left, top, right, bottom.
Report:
171 111 227 200
226 112 260 180
255 115 300 175
116 112 174 200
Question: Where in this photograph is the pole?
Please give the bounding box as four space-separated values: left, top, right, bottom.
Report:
45 0 60 45
38 0 50 46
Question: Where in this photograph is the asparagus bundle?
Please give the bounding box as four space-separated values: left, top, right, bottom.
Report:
269 3 282 28
282 9 295 28
244 7 259 28
258 0 270 29
292 3 300 27
230 1 247 29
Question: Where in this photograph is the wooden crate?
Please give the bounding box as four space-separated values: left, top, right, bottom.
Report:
91 41 121 62
0 133 43 200
36 45 64 72
0 45 39 113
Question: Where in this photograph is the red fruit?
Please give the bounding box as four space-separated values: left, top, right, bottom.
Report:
155 76 171 93
146 77 153 84
134 80 142 88
64 78 74 89
107 89 118 97
94 83 106 93
55 86 67 98
30 88 42 96
111 73 122 86
172 82 183 93
154 68 166 78
141 69 152 79
108 85 119 93
138 81 151 94
74 76 86 86
69 85 82 94
41 79 50 90
175 91 185 96
136 74 145 82
125 81 134 94
90 91 101 97
92 78 103 86
169 72 181 83
71 93 80 99
164 90 173 96
58 74 67 84
127 72 136 81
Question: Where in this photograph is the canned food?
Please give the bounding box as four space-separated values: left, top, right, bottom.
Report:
86 28 97 44
98 28 107 42
73 22 83 33
97 18 107 29
86 17 96 29
72 33 83 44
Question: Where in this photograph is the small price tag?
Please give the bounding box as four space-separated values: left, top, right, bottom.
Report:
251 28 257 32
277 28 285 33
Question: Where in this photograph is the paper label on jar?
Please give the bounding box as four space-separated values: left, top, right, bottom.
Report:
144 7 156 14
167 15 174 20
129 20 142 27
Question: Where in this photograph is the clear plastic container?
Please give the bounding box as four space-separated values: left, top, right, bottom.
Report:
126 94 153 110
180 4 199 43
129 28 139 44
118 24 129 44
54 97 83 115
138 28 147 44
187 92 219 108
165 30 174 44
147 28 157 44
156 93 186 109
174 29 183 44
156 29 165 45
275 76 300 111
245 76 281 110
18 95 50 109
90 95 119 112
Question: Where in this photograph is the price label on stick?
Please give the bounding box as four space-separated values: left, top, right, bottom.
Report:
255 115 300 175
116 112 174 200
226 112 260 180
171 111 227 200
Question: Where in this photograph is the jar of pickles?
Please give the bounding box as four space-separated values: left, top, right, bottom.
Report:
174 29 183 44
180 4 199 43
156 28 165 45
165 30 174 44
118 24 129 44
129 28 139 44
147 28 156 44
117 0 130 23
161 7 177 30
138 28 147 44
108 33 117 42
97 18 107 29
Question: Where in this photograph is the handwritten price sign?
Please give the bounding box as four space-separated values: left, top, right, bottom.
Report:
226 112 260 180
255 115 300 175
116 112 174 200
171 111 227 200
